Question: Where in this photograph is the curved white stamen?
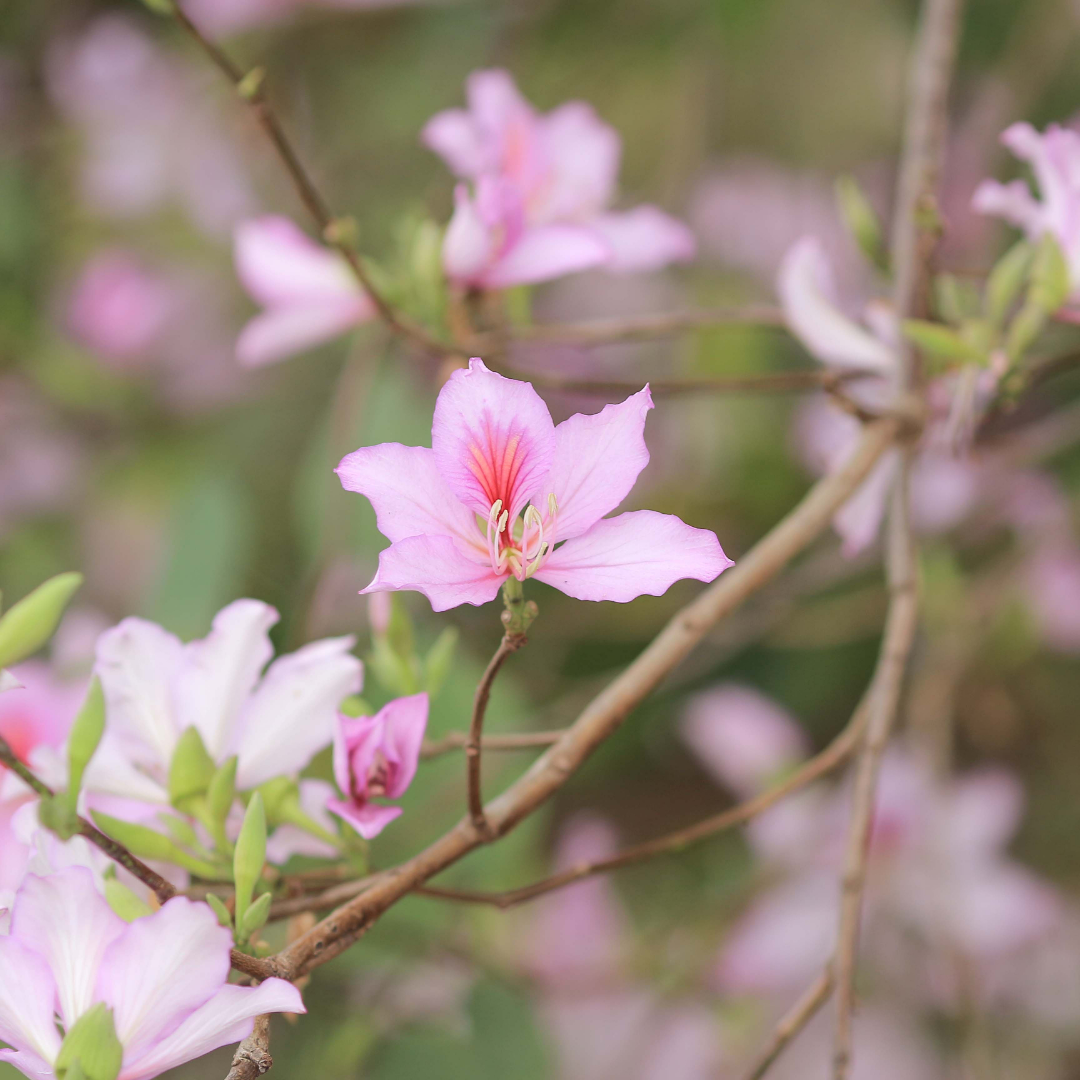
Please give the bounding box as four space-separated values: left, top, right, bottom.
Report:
485 499 505 572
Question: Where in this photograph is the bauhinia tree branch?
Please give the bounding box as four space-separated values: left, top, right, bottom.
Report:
421 729 563 759
742 967 835 1080
223 1015 273 1080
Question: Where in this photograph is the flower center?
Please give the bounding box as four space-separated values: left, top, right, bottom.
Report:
365 750 391 799
483 494 557 580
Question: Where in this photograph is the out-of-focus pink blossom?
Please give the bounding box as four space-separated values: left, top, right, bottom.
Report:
780 237 980 554
66 250 176 367
1025 546 1080 651
0 662 83 784
973 122 1080 304
0 868 303 1079
327 693 428 839
424 70 695 288
681 685 808 798
337 358 730 611
233 216 377 366
88 600 362 805
47 16 255 237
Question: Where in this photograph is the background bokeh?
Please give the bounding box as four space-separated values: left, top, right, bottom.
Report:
3 0 1080 1076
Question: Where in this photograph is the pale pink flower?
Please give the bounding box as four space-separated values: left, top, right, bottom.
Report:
1025 546 1080 652
66 250 177 367
182 0 424 36
973 122 1080 305
327 693 428 838
89 599 362 803
424 70 695 288
779 237 979 554
233 216 377 366
681 684 808 798
0 662 83 785
0 868 302 1080
337 359 730 611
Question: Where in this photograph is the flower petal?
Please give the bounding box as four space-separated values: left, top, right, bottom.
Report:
535 101 620 221
235 636 362 790
234 216 359 307
326 797 403 840
432 358 555 521
97 896 231 1060
236 299 373 368
442 184 500 286
543 387 653 541
119 980 304 1080
777 236 895 373
588 207 696 273
421 108 489 178
95 617 185 773
173 600 277 763
362 535 504 612
335 443 480 549
484 223 611 288
0 936 62 1069
11 868 125 1028
535 510 732 603
971 178 1043 235
377 693 428 799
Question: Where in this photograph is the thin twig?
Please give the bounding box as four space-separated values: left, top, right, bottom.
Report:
742 968 835 1080
239 416 901 984
0 735 281 984
224 1014 272 1080
169 2 451 356
501 306 784 347
421 729 563 759
467 633 527 839
414 695 870 909
831 0 961 1072
0 736 177 904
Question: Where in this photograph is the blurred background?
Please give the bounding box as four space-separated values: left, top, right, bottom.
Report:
3 0 1080 1076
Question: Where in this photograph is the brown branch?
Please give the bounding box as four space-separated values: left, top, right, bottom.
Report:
413 695 870 910
500 306 784 347
239 415 901 984
742 968 835 1080
224 1014 272 1080
168 2 451 356
421 729 563 759
467 633 527 839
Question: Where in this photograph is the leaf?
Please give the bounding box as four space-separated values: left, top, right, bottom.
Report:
985 240 1033 326
91 812 224 879
835 175 886 272
1029 233 1070 315
55 1003 123 1080
167 726 216 811
423 627 459 699
233 793 266 931
901 319 984 363
66 678 105 814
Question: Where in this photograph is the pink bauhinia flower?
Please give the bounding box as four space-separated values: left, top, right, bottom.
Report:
327 693 428 838
423 69 696 289
973 122 1080 307
233 216 376 366
336 358 731 611
0 868 302 1080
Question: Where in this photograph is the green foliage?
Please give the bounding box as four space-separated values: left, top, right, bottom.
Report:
55 1004 123 1080
0 572 82 669
233 792 267 934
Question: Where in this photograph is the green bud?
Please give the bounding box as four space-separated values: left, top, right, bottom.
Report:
339 694 374 718
385 595 414 657
233 793 266 930
239 891 273 938
985 240 1033 326
91 812 224 879
206 756 238 829
37 793 81 841
370 637 420 696
55 1004 123 1080
103 878 153 923
256 777 298 825
423 626 459 698
835 175 886 272
237 67 265 101
0 572 83 669
1030 233 1070 315
159 813 200 849
66 678 105 813
902 318 984 365
205 892 233 928
168 727 216 812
